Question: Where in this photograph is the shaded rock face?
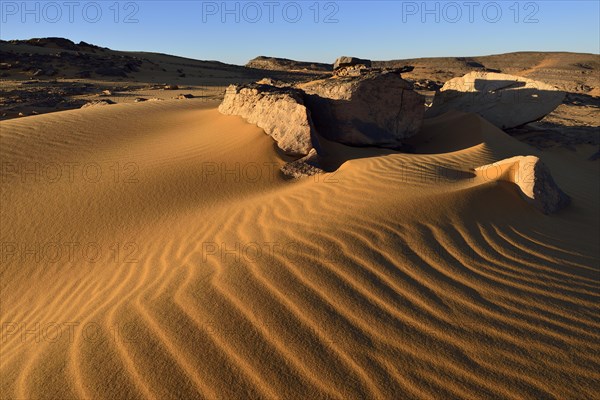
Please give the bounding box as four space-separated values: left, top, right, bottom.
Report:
427 72 565 129
300 72 425 148
476 155 570 214
218 84 316 156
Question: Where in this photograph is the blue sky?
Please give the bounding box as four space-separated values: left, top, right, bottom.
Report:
1 1 598 65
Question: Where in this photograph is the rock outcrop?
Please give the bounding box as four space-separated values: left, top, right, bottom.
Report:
476 155 570 214
219 57 426 177
299 71 425 148
218 84 316 156
427 72 565 129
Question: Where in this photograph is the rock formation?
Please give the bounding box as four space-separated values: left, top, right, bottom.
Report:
300 71 425 148
333 56 372 71
218 84 317 156
219 57 427 177
476 155 570 214
427 72 565 129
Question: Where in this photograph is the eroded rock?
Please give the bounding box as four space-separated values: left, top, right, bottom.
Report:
333 56 372 71
427 72 566 129
299 71 425 148
475 155 570 214
218 83 316 156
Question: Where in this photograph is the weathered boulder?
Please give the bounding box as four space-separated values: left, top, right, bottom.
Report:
475 155 570 214
299 71 425 148
333 56 372 71
427 72 565 129
218 84 316 156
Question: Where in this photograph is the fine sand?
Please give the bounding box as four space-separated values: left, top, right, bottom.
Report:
1 100 599 399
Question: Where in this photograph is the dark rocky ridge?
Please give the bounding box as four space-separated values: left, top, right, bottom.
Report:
246 56 331 72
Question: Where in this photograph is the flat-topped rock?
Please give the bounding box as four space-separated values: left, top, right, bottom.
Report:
427 72 565 129
476 155 570 214
333 56 372 71
218 83 316 156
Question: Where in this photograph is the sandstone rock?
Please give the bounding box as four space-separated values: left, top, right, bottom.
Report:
101 90 112 96
333 56 372 71
218 84 316 156
299 71 425 148
175 94 194 99
280 149 323 178
475 155 570 214
164 84 179 90
427 72 565 129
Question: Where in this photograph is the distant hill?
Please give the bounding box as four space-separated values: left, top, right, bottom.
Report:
242 52 598 94
246 56 332 72
374 52 599 93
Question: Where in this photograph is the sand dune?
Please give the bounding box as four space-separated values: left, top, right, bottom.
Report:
1 100 599 399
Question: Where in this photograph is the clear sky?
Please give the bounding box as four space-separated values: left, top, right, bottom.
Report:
1 1 598 65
